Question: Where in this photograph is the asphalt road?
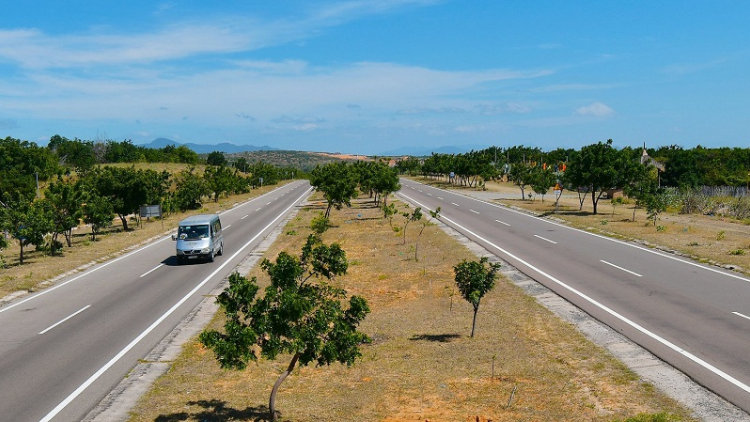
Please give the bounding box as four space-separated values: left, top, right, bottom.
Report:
398 178 750 414
0 180 312 422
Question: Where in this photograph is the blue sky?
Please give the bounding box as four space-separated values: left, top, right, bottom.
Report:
1 1 748 155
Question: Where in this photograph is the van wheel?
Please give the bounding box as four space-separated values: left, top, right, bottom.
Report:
218 242 224 256
208 251 214 262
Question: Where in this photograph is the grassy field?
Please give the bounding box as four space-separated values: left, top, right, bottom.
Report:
125 191 695 422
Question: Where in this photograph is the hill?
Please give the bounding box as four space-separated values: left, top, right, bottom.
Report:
141 138 277 154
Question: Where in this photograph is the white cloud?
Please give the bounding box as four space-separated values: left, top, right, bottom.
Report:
575 102 614 117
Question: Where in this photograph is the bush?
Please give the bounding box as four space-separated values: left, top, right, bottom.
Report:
310 213 331 234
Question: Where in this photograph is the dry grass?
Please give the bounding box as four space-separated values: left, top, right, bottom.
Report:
126 193 695 422
0 179 283 300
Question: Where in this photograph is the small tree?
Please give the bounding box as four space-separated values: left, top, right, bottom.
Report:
200 234 370 421
453 257 501 337
83 194 114 241
644 190 668 226
415 207 440 262
401 206 423 245
382 202 397 228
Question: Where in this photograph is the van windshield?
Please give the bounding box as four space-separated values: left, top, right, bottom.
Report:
178 225 209 240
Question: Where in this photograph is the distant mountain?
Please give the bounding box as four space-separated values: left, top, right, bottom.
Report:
379 144 488 157
140 138 277 154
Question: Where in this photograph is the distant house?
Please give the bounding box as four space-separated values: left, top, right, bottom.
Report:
640 148 665 172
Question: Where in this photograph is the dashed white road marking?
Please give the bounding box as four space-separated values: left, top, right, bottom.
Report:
601 260 643 277
40 305 91 335
533 234 557 244
139 264 164 278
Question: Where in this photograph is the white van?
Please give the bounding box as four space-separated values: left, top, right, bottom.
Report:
172 214 224 263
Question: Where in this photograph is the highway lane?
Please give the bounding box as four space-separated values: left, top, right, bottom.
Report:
398 178 750 414
0 180 312 422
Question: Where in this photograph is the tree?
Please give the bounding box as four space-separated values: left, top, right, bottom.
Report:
453 257 501 338
173 166 208 211
401 206 423 245
82 194 114 241
43 178 86 253
200 234 370 421
3 198 53 264
508 163 534 200
309 162 359 218
85 166 169 230
529 166 556 202
206 151 227 166
203 165 235 202
566 140 639 215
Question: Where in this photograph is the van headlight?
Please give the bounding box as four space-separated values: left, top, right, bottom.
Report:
201 247 210 254
176 250 185 255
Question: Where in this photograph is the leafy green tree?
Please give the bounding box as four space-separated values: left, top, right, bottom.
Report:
203 165 235 202
206 151 227 166
44 178 86 253
453 257 501 338
566 140 639 215
82 194 114 241
3 198 54 264
173 166 208 211
47 135 97 173
84 166 169 230
234 157 250 173
508 163 534 199
529 166 556 202
373 163 401 206
200 235 370 422
310 162 359 218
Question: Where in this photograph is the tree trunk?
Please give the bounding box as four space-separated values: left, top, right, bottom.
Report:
19 242 25 265
64 229 73 247
470 305 479 338
269 352 301 422
118 214 129 231
591 190 598 215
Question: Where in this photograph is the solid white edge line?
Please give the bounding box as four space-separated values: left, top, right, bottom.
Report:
600 260 643 277
39 186 313 422
397 191 750 396
733 312 750 322
139 264 164 278
533 234 558 245
39 305 91 335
